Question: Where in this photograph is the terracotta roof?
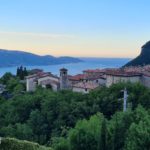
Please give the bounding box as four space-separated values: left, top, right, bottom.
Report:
106 69 142 77
83 69 106 73
37 72 59 79
30 69 43 74
84 74 106 80
73 82 99 90
69 74 85 81
26 72 59 79
26 74 38 79
69 74 106 81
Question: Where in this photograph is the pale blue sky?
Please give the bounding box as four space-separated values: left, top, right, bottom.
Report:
0 0 149 57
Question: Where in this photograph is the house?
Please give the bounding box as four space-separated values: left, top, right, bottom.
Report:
105 66 150 88
72 81 99 94
83 69 106 76
106 69 142 87
26 72 60 92
26 68 70 92
26 66 150 93
141 72 150 88
70 70 106 93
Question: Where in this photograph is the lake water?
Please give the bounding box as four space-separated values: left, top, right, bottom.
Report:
0 58 131 77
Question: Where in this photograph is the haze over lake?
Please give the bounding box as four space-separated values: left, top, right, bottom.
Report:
0 58 131 77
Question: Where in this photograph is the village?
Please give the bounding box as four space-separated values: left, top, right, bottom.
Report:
26 65 150 93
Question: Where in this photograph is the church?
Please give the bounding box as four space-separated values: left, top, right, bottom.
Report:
26 68 70 92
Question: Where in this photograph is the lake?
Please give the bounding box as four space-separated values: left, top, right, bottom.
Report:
0 58 131 77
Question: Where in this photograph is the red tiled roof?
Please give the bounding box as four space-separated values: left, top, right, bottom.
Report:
26 74 38 79
83 69 106 73
68 74 85 81
26 72 59 79
106 69 142 77
30 69 43 74
69 74 106 81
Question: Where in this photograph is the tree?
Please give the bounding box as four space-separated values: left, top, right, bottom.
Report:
99 118 107 150
0 72 14 84
16 66 28 80
27 109 49 144
124 106 150 150
107 111 133 150
68 114 103 150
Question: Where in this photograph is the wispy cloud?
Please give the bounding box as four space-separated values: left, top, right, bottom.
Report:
0 31 75 39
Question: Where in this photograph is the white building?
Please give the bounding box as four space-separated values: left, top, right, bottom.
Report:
26 72 60 92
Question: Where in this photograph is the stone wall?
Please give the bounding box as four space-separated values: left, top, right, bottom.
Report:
141 75 150 88
26 77 37 92
106 75 141 87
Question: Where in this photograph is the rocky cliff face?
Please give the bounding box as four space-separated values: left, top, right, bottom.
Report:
124 41 150 67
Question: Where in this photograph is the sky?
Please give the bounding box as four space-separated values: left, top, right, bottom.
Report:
0 0 150 58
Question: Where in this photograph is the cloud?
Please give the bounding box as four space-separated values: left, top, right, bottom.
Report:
0 31 75 39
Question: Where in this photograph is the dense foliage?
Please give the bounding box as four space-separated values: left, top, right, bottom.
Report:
1 137 52 150
0 73 150 150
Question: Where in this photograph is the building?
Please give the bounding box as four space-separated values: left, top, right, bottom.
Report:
106 70 142 87
141 72 150 88
26 66 150 93
26 71 60 92
72 81 99 94
70 70 106 93
60 68 69 90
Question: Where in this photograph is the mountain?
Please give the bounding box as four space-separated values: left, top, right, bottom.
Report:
124 41 150 67
0 49 82 67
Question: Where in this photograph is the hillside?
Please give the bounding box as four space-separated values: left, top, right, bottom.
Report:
0 49 82 67
1 138 52 150
124 41 150 67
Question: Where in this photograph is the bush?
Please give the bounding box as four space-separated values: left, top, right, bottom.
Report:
0 137 52 150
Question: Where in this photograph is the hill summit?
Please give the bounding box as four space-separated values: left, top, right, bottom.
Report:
124 41 150 67
0 49 82 67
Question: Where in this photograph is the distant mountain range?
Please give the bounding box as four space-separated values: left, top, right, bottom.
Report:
0 49 82 67
124 41 150 67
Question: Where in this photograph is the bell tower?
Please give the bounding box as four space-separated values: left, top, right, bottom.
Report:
60 68 68 90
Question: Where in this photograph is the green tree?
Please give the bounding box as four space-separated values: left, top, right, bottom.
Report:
107 111 133 150
28 109 49 144
124 106 150 150
99 118 107 150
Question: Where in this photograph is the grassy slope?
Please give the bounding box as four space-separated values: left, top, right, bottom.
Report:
0 137 52 150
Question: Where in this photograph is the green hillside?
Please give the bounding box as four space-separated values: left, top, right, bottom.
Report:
0 137 52 150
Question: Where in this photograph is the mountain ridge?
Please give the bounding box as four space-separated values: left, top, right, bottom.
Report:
0 49 82 67
124 41 150 67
